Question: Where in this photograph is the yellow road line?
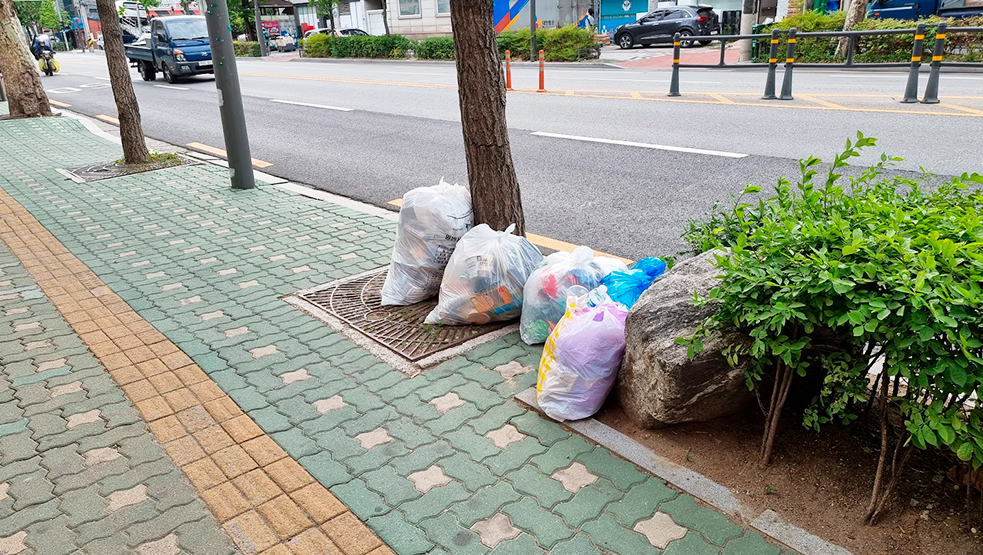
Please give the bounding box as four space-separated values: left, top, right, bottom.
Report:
386 197 631 263
708 92 736 104
49 99 71 108
240 70 982 118
798 93 847 109
95 114 119 124
185 142 272 168
944 103 983 115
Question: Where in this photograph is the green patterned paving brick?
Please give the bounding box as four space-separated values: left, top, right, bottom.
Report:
659 495 744 546
581 513 659 554
0 116 787 555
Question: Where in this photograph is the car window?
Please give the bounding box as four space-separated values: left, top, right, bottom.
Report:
663 10 686 20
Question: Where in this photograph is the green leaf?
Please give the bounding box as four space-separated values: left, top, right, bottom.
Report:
950 366 967 387
841 244 858 256
957 442 975 461
742 185 762 194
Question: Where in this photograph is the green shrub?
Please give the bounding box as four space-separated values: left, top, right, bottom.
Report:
303 33 334 58
233 41 261 57
684 133 983 521
755 15 983 63
331 35 412 59
497 25 598 61
416 36 456 60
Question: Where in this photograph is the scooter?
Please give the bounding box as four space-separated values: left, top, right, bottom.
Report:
38 50 59 76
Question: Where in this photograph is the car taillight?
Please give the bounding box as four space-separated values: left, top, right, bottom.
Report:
697 16 708 22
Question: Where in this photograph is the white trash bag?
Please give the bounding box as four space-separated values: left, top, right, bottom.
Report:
381 179 473 306
424 223 543 325
519 246 627 345
536 288 628 421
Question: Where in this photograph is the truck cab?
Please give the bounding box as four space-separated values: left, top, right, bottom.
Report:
126 16 212 83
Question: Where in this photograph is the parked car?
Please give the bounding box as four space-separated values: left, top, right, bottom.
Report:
614 6 720 49
303 27 369 38
124 15 212 83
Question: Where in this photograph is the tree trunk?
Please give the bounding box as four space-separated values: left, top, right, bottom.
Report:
450 0 526 235
836 0 869 58
95 0 150 164
0 0 52 118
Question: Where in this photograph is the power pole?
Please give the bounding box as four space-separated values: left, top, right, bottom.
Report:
203 0 257 189
529 0 536 60
253 0 267 56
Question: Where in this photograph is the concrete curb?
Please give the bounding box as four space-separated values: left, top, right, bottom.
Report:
515 387 851 555
289 57 622 69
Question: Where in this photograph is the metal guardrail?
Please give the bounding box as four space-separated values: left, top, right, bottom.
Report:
668 24 983 104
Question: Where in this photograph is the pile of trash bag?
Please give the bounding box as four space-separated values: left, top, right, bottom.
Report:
536 287 628 421
381 180 472 306
519 247 627 345
425 224 543 325
601 257 667 309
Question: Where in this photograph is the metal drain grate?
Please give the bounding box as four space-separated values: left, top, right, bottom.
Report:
294 268 511 362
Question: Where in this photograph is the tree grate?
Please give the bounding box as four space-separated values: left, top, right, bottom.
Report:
293 268 510 362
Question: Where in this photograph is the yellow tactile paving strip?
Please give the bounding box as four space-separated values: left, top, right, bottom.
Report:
0 187 392 555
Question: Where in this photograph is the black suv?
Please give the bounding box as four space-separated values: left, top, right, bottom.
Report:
614 6 720 49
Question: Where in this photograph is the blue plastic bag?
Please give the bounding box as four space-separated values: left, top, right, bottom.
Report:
600 257 667 309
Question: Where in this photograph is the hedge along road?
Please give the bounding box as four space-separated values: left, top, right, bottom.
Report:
48 52 983 260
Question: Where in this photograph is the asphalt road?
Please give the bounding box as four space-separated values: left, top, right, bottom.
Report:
42 52 983 260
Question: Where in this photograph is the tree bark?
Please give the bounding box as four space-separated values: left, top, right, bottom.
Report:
0 0 52 118
836 0 869 58
450 0 526 235
95 0 150 164
381 1 390 35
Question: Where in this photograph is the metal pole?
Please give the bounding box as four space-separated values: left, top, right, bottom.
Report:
203 0 257 189
53 0 69 49
529 0 537 61
921 21 946 104
779 27 796 101
762 28 780 100
505 50 513 91
668 33 680 97
254 0 268 57
902 23 926 104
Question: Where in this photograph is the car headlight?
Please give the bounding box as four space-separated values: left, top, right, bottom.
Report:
174 49 186 62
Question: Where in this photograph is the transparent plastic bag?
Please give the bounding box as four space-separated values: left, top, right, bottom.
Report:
381 179 472 306
601 257 667 309
424 224 543 325
536 289 628 421
519 246 627 345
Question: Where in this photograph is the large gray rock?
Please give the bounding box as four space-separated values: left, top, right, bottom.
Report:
617 250 753 428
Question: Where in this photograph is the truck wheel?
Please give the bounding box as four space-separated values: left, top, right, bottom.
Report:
140 61 156 81
162 64 178 84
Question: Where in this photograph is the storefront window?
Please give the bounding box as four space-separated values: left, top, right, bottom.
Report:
399 0 420 16
436 0 450 14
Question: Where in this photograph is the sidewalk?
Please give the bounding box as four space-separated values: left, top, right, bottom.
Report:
0 108 787 554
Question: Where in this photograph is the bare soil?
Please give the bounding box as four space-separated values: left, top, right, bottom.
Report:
595 403 983 554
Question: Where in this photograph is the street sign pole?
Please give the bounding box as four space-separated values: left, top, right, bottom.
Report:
529 0 536 61
203 0 256 189
253 0 268 56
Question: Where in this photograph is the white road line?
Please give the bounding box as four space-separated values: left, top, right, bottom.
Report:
269 99 352 111
531 131 748 158
154 84 189 90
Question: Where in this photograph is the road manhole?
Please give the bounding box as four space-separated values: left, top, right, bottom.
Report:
287 268 515 375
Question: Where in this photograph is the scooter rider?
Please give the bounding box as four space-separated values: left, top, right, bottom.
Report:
30 34 54 60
